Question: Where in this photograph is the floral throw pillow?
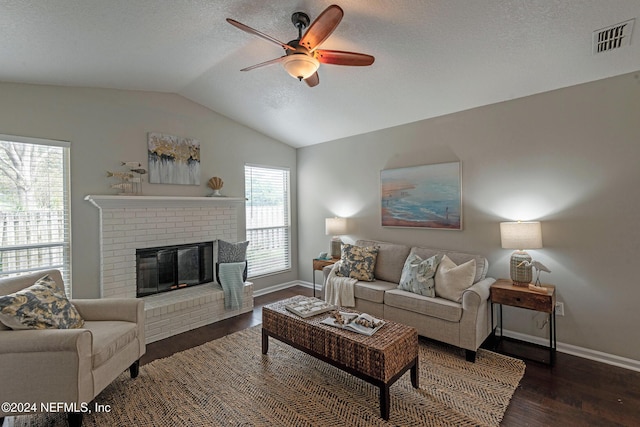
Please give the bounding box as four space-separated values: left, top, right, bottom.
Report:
398 253 443 297
0 274 84 330
336 244 379 282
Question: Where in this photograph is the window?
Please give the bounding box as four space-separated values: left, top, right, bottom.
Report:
244 164 291 277
0 135 71 295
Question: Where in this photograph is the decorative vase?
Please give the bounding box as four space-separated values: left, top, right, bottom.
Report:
510 250 532 285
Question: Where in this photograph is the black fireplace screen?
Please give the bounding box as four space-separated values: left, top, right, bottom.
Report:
136 241 213 297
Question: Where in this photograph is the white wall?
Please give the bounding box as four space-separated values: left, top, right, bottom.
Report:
0 82 298 297
297 71 640 362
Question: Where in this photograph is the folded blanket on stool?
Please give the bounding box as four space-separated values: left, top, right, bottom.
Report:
218 262 246 310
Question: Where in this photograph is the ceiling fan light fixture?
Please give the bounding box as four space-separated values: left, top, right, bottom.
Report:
228 5 373 87
282 54 319 80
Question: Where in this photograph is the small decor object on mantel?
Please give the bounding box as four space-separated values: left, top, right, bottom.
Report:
207 176 224 197
107 162 147 195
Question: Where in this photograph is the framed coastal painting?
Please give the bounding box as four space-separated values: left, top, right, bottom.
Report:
380 161 462 230
148 132 200 185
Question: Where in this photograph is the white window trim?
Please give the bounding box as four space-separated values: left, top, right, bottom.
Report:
244 163 291 278
0 134 72 294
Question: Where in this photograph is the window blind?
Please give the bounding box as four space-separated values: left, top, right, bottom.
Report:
244 164 291 277
0 135 71 295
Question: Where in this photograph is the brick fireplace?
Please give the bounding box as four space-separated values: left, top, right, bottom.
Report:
85 195 254 343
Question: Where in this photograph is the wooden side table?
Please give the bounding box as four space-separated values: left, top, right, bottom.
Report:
490 278 557 365
312 258 338 298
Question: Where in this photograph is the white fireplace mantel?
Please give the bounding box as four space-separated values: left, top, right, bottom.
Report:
85 194 246 209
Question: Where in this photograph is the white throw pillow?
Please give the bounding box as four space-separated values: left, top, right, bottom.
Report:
434 255 476 302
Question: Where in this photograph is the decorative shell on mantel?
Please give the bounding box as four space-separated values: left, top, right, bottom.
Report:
207 176 224 196
207 176 224 190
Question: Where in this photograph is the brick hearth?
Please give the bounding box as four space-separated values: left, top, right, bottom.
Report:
85 195 253 343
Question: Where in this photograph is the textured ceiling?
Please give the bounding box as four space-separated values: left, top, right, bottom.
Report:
1 1 639 147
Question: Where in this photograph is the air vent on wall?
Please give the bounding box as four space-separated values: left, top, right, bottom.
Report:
592 19 635 54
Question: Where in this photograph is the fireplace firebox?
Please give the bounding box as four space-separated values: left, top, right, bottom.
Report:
136 241 214 297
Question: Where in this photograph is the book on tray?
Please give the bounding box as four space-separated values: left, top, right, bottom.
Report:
284 297 336 318
321 312 385 336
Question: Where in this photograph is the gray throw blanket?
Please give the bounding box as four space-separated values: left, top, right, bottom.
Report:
218 262 245 310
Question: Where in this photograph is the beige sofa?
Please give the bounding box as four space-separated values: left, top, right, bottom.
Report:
324 239 494 362
0 270 145 426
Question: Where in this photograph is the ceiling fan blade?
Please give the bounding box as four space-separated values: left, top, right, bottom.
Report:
305 72 320 87
240 56 286 72
315 49 375 66
226 18 295 51
299 5 343 51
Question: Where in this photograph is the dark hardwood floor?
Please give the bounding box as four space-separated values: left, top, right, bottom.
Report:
143 285 640 427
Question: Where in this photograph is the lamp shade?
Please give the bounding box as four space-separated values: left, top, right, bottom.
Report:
500 221 542 250
325 217 348 236
282 54 319 80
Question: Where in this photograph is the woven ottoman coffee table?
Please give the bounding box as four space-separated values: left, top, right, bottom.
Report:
262 296 419 420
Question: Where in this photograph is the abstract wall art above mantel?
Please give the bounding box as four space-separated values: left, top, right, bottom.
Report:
381 161 462 230
148 132 200 185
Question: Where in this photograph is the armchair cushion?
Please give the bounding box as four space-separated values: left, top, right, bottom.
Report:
84 321 139 368
0 274 84 330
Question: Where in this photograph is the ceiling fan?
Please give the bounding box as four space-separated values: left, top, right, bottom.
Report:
227 4 374 87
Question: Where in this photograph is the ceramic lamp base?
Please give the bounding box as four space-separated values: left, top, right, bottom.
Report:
510 250 532 286
330 238 342 259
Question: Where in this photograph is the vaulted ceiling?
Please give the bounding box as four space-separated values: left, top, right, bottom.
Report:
1 1 639 147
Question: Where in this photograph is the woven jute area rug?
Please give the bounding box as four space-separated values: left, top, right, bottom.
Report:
13 325 525 427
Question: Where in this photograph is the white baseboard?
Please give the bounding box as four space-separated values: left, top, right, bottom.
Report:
252 280 313 297
254 283 640 373
501 329 640 373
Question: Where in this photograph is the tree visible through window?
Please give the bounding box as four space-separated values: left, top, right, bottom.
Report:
0 135 71 295
244 164 291 277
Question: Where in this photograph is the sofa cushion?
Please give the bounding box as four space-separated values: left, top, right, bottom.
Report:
434 255 476 302
354 279 398 304
84 320 139 368
410 246 488 283
384 289 463 322
0 274 84 330
356 240 411 283
337 244 378 282
397 253 443 297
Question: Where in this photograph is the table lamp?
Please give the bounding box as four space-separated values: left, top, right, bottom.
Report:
500 221 542 286
325 217 348 259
